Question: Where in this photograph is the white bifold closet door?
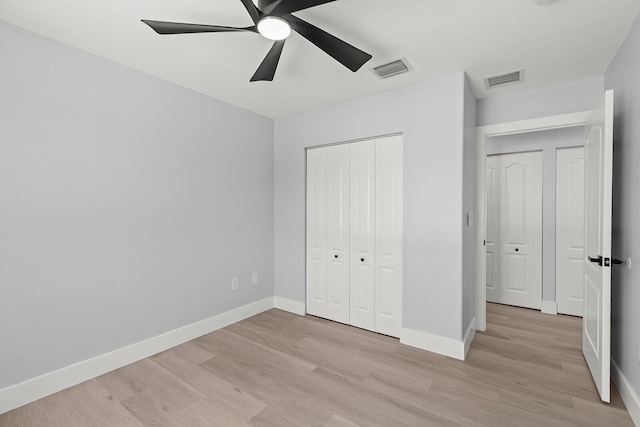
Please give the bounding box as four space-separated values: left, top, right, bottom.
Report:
349 140 376 330
373 136 403 336
306 135 403 337
306 144 350 323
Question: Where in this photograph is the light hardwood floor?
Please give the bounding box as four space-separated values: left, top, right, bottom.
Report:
0 303 633 426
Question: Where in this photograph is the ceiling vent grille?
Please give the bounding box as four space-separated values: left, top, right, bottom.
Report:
371 58 412 79
484 69 525 89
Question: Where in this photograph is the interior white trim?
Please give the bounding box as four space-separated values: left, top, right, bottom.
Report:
400 327 467 361
274 296 307 316
463 317 477 359
541 301 558 315
475 111 591 331
612 359 640 426
0 297 274 415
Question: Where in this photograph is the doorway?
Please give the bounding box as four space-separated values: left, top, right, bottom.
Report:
485 128 586 313
474 111 591 331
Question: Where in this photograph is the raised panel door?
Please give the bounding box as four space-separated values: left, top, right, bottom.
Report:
499 151 543 309
349 140 375 330
583 91 613 403
326 144 350 323
374 135 403 337
306 147 328 317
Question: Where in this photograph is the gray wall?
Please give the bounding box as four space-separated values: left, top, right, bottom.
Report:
605 13 640 405
274 72 468 341
462 76 477 334
0 21 274 389
477 76 604 127
487 127 585 305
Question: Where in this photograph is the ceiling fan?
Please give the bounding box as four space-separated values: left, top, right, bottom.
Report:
142 0 372 82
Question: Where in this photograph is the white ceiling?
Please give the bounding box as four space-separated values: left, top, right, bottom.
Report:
2 0 639 118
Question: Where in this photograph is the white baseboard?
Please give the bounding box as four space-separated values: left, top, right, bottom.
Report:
463 317 476 360
400 327 467 361
0 297 274 415
612 359 640 426
273 296 306 316
541 301 558 315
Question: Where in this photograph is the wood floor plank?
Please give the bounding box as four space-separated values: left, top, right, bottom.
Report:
172 399 252 427
150 350 266 421
0 303 634 426
199 351 335 425
324 414 360 427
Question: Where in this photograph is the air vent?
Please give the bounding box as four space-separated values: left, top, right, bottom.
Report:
484 69 525 89
371 58 413 79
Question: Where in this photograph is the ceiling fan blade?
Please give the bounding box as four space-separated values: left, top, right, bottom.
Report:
142 20 257 35
287 15 371 72
262 0 337 15
239 0 261 24
250 40 286 82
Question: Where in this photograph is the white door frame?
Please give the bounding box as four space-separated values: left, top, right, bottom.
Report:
474 111 591 331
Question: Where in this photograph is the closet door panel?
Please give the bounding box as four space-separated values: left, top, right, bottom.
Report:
349 140 375 330
326 144 350 323
374 136 403 337
498 151 543 310
306 148 328 317
485 155 500 303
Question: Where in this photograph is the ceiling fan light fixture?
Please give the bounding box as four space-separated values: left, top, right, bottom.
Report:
257 16 291 40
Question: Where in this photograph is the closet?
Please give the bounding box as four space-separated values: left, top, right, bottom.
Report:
306 135 403 337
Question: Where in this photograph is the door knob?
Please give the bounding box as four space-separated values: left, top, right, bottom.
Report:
588 255 603 266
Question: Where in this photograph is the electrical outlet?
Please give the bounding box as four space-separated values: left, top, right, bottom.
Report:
252 273 258 285
231 278 239 291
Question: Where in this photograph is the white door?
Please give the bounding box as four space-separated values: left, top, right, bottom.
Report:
349 140 375 330
485 156 500 303
499 151 543 309
326 144 351 323
374 135 403 337
556 147 585 317
306 136 403 338
583 90 614 403
306 145 350 323
306 147 328 317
